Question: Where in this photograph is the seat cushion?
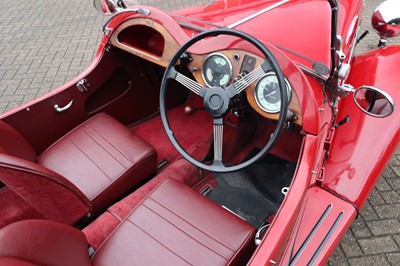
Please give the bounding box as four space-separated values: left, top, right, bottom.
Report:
92 179 256 266
37 113 157 215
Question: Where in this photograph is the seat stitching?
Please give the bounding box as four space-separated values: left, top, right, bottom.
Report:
68 138 112 181
143 198 236 253
147 196 237 252
91 180 169 259
80 126 129 168
107 209 123 222
86 151 156 200
37 114 103 160
125 219 194 265
140 203 231 260
88 124 133 165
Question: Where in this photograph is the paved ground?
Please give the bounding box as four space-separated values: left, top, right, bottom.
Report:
0 0 399 265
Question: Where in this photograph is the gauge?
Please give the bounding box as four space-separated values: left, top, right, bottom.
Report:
202 53 232 87
254 72 292 113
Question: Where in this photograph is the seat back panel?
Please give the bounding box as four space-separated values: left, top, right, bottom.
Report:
0 154 91 225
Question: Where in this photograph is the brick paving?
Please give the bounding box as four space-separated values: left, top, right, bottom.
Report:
0 0 399 264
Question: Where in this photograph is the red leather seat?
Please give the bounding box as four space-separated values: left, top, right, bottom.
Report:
0 220 91 266
93 179 256 265
0 113 157 224
0 179 256 266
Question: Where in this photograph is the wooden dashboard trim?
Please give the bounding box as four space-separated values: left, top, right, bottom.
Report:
109 18 180 68
109 21 302 126
189 49 303 126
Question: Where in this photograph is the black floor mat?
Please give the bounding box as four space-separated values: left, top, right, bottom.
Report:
207 155 296 227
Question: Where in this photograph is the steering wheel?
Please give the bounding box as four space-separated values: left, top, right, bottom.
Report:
160 28 288 173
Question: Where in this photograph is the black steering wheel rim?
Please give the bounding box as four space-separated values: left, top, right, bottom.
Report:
160 28 288 173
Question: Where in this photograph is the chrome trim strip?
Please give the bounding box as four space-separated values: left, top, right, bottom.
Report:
227 0 290 29
172 15 222 29
101 8 151 36
177 21 208 32
308 212 344 265
297 63 328 83
289 204 332 266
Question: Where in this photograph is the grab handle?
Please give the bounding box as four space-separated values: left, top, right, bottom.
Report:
54 100 73 112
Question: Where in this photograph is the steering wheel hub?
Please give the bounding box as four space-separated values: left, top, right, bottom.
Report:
203 87 230 117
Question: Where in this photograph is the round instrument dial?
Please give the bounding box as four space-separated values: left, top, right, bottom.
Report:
202 53 232 87
254 72 292 113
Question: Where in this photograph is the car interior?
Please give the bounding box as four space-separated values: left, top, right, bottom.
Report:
0 12 306 265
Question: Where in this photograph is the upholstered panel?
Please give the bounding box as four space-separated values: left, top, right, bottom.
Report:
37 113 157 214
0 120 36 162
0 220 91 266
0 154 91 225
83 158 201 249
93 179 256 266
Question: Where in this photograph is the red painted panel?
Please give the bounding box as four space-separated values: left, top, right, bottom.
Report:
323 46 400 207
281 187 356 265
337 0 363 60
249 134 318 265
174 0 332 72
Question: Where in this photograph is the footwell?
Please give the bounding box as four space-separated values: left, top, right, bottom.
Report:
207 155 296 227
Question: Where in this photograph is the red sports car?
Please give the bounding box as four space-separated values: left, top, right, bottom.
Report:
0 0 399 265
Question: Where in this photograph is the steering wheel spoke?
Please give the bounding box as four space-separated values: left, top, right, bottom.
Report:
233 65 266 94
173 69 205 96
213 118 224 162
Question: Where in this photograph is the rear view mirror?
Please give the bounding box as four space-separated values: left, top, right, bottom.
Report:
353 86 395 118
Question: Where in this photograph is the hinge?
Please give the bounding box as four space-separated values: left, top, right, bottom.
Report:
77 79 89 92
316 166 325 182
314 129 332 183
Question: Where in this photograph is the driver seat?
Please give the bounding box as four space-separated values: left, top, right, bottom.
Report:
0 179 256 266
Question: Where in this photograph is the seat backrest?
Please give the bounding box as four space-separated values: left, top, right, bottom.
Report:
0 154 91 225
0 120 36 162
0 220 91 266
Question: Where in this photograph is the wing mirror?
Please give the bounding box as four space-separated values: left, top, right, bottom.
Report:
372 0 400 46
353 86 395 118
93 0 127 15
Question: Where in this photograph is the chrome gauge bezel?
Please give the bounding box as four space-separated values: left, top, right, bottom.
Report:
254 72 292 114
201 53 233 88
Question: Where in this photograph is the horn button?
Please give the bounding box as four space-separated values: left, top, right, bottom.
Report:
203 87 230 117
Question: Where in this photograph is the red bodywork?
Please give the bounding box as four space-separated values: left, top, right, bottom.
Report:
0 0 399 265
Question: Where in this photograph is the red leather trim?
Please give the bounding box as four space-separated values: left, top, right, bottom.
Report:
0 257 37 266
0 220 91 266
93 179 256 265
37 113 157 214
0 120 36 162
0 154 91 225
83 158 201 249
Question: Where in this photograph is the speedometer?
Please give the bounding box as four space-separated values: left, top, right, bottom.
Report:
254 72 292 113
202 53 232 87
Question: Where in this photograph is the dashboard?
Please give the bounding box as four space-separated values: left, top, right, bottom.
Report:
109 18 303 126
190 50 302 125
